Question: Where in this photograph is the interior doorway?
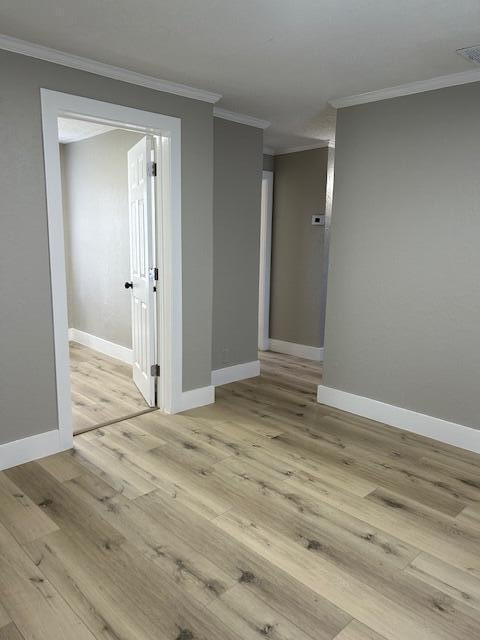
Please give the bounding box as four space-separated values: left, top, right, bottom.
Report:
258 170 273 351
41 90 182 449
59 118 159 433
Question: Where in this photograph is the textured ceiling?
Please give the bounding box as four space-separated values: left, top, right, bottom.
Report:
2 0 480 150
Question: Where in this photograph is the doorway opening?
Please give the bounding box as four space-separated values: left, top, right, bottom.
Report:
41 90 182 449
59 118 159 433
258 170 273 352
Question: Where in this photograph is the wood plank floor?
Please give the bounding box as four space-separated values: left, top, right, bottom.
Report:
1 351 480 640
70 342 151 434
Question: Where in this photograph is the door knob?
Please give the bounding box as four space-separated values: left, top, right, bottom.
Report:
124 281 133 289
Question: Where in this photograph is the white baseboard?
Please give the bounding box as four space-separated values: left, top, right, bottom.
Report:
317 385 480 454
212 360 260 387
69 328 133 364
173 385 215 413
269 338 324 361
0 429 71 472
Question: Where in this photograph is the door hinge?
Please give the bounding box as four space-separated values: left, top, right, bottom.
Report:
151 364 160 377
147 161 157 177
153 267 159 281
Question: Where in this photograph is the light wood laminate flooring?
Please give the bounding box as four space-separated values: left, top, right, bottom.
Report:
70 342 152 434
1 351 480 639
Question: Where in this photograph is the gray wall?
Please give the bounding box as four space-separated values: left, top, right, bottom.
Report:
61 129 143 349
212 118 263 370
270 148 328 347
324 82 480 430
263 154 274 172
0 49 213 446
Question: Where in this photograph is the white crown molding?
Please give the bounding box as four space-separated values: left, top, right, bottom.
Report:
317 385 480 454
214 107 270 129
0 33 222 104
330 68 480 109
274 141 330 156
263 146 275 155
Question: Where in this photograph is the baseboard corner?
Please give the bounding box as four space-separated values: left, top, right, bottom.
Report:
0 429 71 472
211 360 261 387
174 385 215 413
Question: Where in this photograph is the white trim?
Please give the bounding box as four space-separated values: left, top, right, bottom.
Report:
319 143 335 346
0 430 70 472
0 34 221 104
317 386 480 455
173 386 215 413
214 107 270 130
329 69 480 109
156 132 183 415
40 89 184 462
263 146 275 155
40 90 74 455
212 360 261 387
258 171 273 351
274 142 329 156
69 328 133 364
269 339 324 361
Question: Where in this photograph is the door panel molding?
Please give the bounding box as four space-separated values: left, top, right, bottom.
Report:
127 136 156 406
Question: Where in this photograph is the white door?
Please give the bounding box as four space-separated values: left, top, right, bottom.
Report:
127 136 157 406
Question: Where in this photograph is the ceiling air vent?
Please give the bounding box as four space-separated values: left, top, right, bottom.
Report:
457 45 480 64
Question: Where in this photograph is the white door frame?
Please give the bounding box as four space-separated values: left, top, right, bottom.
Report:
258 170 273 350
41 89 183 450
320 143 335 346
